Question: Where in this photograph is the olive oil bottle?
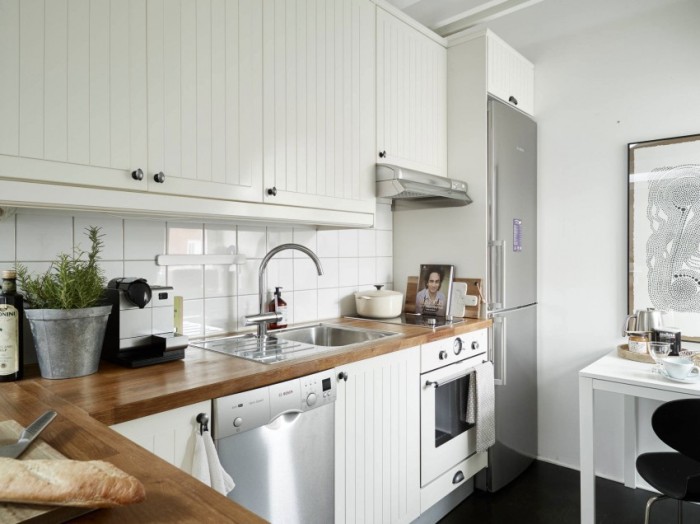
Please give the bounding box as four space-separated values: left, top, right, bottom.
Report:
0 270 24 381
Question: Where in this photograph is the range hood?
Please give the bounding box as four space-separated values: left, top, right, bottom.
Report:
376 164 472 205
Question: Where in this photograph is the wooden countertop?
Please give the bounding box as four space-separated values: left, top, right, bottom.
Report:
3 316 491 522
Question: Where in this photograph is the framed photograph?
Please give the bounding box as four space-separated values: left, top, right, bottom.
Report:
415 264 454 317
628 133 700 341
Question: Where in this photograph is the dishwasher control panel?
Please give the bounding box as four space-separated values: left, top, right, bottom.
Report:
213 369 336 439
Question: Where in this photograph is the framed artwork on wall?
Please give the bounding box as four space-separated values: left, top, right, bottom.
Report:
628 133 700 341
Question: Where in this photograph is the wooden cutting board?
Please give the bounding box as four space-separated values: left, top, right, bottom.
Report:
0 420 94 524
404 276 483 319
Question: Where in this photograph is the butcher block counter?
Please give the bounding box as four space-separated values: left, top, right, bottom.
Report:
2 317 491 522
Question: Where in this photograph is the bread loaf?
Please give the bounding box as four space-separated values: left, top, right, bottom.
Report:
0 458 146 508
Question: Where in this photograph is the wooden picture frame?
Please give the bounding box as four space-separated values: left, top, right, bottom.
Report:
628 133 700 341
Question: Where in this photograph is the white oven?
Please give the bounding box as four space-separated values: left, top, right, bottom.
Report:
420 329 488 508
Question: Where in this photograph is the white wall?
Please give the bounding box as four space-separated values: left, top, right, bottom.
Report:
0 203 393 361
487 0 700 480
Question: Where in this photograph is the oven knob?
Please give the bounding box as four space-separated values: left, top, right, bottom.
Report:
233 417 243 428
439 350 448 360
471 340 480 350
453 338 463 355
306 392 318 407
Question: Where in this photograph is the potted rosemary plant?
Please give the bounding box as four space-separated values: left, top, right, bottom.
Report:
16 226 111 379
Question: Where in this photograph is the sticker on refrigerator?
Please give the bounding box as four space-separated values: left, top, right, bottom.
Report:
513 219 522 252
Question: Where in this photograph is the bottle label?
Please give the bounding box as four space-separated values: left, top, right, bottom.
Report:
276 305 289 326
0 304 19 376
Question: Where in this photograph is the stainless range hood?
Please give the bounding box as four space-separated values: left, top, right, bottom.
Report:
376 164 472 205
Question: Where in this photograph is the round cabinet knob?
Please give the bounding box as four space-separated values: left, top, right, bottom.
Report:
508 95 519 106
267 187 277 196
233 417 243 428
153 171 165 183
306 392 317 407
131 168 144 181
439 350 448 360
338 371 348 382
453 338 463 355
471 340 480 350
378 150 387 158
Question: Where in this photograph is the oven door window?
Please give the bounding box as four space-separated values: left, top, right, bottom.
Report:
434 373 474 448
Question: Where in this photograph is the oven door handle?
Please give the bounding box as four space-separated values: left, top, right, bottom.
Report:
425 364 482 389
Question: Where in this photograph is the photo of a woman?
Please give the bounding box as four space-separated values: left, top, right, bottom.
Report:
416 265 452 316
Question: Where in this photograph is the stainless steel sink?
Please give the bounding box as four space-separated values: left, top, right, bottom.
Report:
192 323 400 364
274 324 396 347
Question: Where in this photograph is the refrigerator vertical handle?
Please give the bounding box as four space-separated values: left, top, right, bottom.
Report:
491 316 506 386
488 240 506 310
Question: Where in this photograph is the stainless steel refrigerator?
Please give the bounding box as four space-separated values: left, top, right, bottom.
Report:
476 97 538 492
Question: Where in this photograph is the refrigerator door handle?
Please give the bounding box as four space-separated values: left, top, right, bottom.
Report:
488 240 506 310
492 316 506 386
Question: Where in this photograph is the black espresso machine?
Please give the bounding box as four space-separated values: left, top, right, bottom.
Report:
102 278 188 367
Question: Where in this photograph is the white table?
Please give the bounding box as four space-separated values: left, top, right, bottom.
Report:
579 351 700 524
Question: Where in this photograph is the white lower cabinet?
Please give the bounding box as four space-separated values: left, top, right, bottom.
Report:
110 400 211 476
335 346 421 524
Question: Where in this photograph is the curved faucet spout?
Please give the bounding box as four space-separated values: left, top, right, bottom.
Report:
251 243 324 338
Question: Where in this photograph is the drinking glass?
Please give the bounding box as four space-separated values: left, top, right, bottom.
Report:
649 342 671 374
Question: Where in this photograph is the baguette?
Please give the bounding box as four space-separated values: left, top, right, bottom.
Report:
0 457 146 508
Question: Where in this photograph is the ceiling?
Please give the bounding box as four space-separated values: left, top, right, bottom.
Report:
383 0 544 36
384 0 689 49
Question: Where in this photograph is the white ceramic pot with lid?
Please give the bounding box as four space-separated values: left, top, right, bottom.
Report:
354 285 403 319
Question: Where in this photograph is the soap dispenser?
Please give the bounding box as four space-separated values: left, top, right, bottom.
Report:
267 287 288 329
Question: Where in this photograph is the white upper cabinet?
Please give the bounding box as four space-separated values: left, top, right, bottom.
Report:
486 32 534 116
145 0 263 202
0 0 147 190
261 0 376 215
376 6 447 176
0 0 264 202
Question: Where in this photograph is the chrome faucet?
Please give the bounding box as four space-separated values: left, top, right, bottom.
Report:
245 243 324 339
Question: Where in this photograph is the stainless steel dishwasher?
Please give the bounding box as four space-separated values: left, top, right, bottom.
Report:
213 369 337 523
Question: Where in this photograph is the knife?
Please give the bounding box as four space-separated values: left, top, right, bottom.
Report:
0 410 57 459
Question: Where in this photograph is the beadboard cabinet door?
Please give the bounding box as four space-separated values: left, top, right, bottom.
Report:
110 400 211 476
145 0 264 202
487 32 534 116
261 0 376 215
335 346 421 524
376 7 447 176
0 0 148 191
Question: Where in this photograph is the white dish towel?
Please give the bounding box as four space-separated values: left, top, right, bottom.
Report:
192 429 236 495
466 360 496 453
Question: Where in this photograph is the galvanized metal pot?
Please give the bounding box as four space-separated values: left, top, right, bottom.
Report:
25 305 111 379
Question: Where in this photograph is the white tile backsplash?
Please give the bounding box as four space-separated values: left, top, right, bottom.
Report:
294 258 319 290
338 230 358 257
0 216 15 262
12 207 392 336
238 226 267 259
316 229 339 258
338 258 359 287
204 296 237 336
74 216 123 260
16 213 72 260
358 229 376 257
358 257 377 286
124 219 166 260
204 224 237 255
292 290 318 323
168 265 204 300
167 223 204 255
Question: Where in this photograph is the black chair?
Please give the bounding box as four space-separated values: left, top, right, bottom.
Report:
636 398 700 523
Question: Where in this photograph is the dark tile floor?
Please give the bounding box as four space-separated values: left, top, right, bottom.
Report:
440 460 700 523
